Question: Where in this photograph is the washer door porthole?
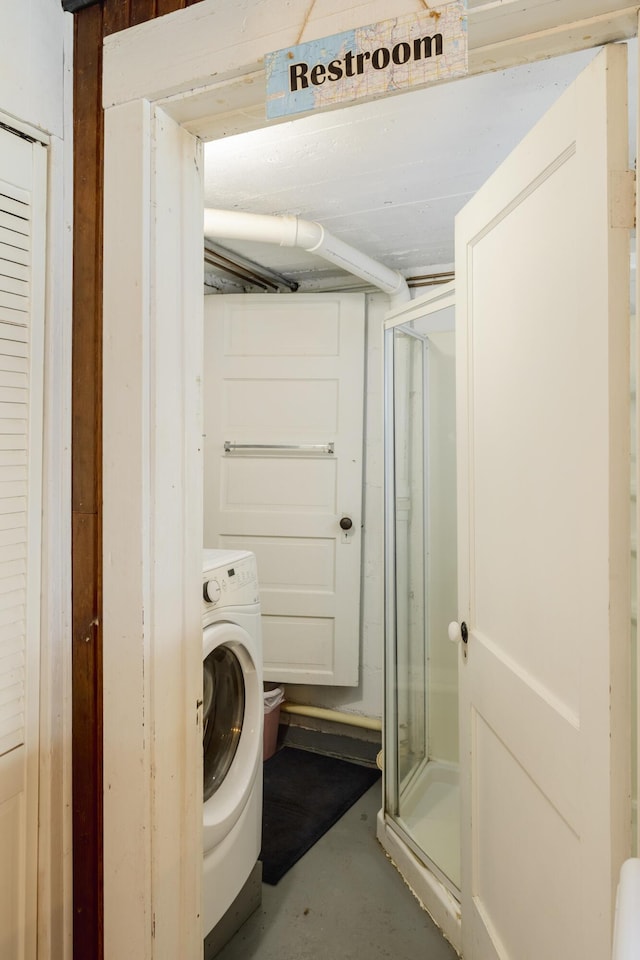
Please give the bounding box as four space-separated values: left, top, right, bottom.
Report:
203 645 246 802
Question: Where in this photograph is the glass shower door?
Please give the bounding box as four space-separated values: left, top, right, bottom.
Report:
392 327 427 788
384 287 459 893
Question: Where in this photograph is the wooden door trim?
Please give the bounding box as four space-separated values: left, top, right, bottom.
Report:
71 4 207 958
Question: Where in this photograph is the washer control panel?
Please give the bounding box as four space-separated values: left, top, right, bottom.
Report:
203 553 259 608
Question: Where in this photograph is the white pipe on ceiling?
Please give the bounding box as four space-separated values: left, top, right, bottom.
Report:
203 208 411 304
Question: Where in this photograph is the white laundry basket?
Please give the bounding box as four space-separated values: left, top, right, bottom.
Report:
263 686 284 761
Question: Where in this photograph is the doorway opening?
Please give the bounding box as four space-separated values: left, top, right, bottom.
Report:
102 7 636 952
196 40 630 945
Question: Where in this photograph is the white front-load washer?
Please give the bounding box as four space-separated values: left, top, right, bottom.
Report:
202 548 263 942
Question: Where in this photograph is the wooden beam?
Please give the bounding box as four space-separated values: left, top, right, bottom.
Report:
103 0 131 36
72 3 104 955
104 0 639 133
470 6 639 72
130 0 157 27
63 0 101 12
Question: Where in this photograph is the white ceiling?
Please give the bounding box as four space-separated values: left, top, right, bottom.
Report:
202 45 620 294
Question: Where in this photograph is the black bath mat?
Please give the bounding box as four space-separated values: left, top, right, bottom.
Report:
260 746 381 885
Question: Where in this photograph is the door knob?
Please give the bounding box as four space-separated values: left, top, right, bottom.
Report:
448 621 468 644
339 517 353 530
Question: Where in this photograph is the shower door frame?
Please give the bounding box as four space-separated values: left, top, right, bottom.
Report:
382 283 459 907
384 323 429 813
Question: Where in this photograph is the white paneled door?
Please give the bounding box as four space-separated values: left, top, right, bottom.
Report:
0 127 45 960
455 44 631 960
204 293 365 685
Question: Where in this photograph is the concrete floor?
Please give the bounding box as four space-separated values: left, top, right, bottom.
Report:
215 780 459 960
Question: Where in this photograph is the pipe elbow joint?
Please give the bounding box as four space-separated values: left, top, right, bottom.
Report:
295 218 324 252
390 273 412 304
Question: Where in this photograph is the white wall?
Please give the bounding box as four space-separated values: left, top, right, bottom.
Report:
285 292 387 720
1 0 66 139
0 3 72 958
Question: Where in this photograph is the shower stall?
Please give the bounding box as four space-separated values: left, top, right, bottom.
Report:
377 283 461 941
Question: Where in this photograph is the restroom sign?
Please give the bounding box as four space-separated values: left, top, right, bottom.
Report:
265 3 467 120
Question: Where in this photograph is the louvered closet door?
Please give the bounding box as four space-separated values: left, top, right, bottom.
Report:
0 127 46 960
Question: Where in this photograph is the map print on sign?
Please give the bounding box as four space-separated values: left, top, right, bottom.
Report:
265 4 467 120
